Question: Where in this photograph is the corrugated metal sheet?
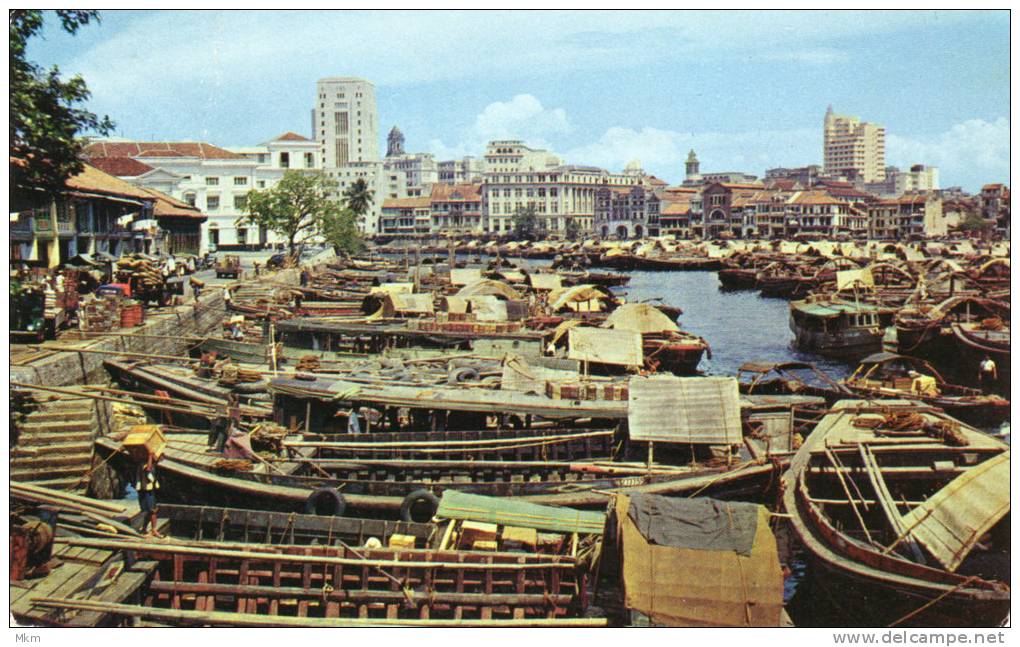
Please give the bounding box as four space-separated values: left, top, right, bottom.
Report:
900 451 1010 572
390 292 434 314
568 327 643 367
371 282 413 295
528 273 562 291
466 295 507 322
500 355 578 394
628 376 742 444
437 490 605 535
836 268 874 291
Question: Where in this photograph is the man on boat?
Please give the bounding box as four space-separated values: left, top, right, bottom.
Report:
135 450 164 538
208 393 241 453
979 355 998 389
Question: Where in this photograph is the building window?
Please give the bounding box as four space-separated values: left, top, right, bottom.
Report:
234 177 248 186
207 195 220 210
183 192 196 207
234 194 248 210
236 228 247 244
209 228 219 245
257 180 266 188
280 153 290 169
206 177 219 186
305 152 314 168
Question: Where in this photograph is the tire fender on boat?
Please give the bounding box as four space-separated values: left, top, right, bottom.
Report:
400 489 440 523
305 487 347 517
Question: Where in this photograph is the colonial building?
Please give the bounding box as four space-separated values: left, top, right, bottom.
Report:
896 193 946 239
383 152 438 197
700 182 764 238
438 156 485 183
84 133 318 250
9 159 197 267
379 196 431 236
866 199 900 240
658 187 698 239
429 183 483 233
784 190 868 238
593 185 660 239
483 163 648 235
823 106 886 183
979 184 1010 236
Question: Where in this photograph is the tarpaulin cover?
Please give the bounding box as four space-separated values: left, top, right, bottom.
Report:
611 495 783 627
568 327 643 367
626 494 758 556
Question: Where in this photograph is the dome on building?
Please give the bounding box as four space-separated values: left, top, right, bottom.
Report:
623 159 644 176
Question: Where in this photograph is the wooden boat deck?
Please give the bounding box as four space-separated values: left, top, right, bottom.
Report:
10 537 157 627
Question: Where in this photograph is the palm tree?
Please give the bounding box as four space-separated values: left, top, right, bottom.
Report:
343 178 374 219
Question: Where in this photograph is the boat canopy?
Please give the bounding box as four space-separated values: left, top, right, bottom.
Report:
793 301 879 319
455 279 522 300
603 303 679 334
436 490 605 535
548 284 614 312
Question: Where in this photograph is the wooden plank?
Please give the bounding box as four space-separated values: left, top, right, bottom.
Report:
859 444 925 563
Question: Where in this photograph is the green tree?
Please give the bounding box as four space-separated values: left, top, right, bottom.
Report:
343 178 374 220
10 10 114 202
511 205 539 240
564 217 581 241
957 211 993 234
319 207 365 256
239 171 342 259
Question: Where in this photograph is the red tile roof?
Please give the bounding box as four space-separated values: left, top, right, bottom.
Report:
430 183 482 202
84 141 245 160
272 131 312 142
382 196 431 209
87 156 154 177
65 163 157 202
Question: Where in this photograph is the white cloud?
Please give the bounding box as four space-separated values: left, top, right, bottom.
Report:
887 118 1010 188
564 126 819 182
428 94 570 159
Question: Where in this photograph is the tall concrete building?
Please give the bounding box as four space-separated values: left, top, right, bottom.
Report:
312 77 379 167
823 106 886 183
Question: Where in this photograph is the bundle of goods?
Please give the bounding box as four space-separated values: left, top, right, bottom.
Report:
545 380 629 401
78 293 121 332
116 256 163 289
109 403 149 438
217 363 263 386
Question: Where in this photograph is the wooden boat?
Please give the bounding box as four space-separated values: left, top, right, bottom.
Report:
196 338 272 365
843 352 1009 427
93 431 787 522
789 298 883 358
783 400 1010 627
757 261 815 299
894 296 1009 361
717 267 758 291
45 492 607 626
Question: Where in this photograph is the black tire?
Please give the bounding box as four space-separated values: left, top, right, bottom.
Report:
305 487 347 517
448 367 479 385
400 489 439 523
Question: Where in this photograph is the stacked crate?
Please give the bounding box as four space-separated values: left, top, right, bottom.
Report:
78 294 121 332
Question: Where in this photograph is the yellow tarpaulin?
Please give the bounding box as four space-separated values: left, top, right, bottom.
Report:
612 495 783 627
567 327 642 367
900 451 1010 572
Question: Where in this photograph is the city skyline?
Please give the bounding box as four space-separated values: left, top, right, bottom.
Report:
27 9 1010 191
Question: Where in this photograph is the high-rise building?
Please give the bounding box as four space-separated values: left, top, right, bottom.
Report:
823 106 886 183
312 77 379 167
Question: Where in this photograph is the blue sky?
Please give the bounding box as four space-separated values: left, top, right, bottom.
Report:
27 9 1010 191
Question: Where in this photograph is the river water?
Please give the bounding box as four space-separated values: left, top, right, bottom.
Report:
610 269 853 378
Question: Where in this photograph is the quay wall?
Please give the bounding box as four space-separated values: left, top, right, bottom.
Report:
11 268 302 389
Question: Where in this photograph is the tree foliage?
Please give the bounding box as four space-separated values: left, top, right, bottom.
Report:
511 205 540 241
343 178 374 217
564 217 581 242
10 10 114 202
319 207 365 256
239 171 357 258
957 211 993 233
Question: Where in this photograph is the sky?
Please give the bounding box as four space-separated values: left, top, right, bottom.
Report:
26 9 1010 191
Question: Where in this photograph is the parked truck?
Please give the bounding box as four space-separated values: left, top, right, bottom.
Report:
216 254 242 279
